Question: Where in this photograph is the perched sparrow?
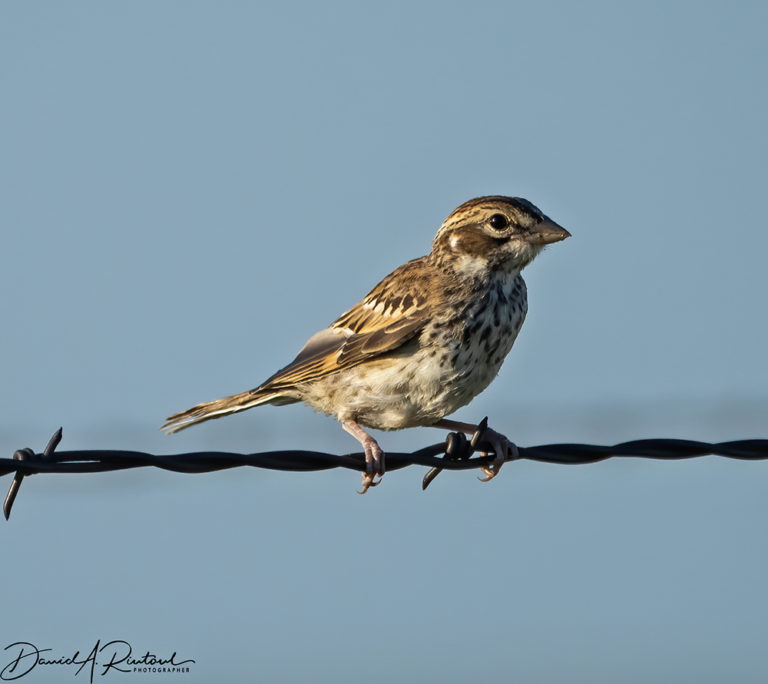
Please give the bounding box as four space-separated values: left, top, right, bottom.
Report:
164 196 569 492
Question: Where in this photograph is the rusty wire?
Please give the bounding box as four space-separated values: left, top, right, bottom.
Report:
3 420 768 520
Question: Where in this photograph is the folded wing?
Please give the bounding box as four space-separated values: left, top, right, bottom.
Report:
260 257 431 391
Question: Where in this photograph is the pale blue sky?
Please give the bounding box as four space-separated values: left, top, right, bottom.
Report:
1 1 767 682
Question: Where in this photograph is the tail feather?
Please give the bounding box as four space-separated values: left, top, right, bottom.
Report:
163 388 291 433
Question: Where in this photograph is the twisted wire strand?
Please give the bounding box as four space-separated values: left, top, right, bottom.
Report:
3 426 768 519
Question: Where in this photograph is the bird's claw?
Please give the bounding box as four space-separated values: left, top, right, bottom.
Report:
475 426 518 483
358 438 385 495
358 473 382 495
342 419 386 494
478 462 502 482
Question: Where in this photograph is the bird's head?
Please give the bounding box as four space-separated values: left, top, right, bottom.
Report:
432 196 570 276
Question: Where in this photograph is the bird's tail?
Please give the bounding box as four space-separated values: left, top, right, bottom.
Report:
162 388 294 434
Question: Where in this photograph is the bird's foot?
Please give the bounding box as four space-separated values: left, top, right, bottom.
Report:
342 419 386 494
476 426 518 482
358 437 385 494
429 417 518 486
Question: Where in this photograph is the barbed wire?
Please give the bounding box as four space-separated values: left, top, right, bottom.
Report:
3 420 768 520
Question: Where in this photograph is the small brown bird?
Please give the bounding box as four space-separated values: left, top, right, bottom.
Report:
164 196 569 492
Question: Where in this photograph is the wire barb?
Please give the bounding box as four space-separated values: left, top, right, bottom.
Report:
3 426 768 519
4 427 62 520
422 417 488 490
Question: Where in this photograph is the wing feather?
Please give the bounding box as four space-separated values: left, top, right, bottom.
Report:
257 257 432 391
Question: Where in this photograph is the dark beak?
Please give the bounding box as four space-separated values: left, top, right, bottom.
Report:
528 219 571 245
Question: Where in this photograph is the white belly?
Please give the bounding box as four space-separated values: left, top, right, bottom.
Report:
300 274 528 430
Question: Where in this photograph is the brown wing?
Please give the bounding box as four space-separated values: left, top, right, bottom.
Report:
258 256 432 390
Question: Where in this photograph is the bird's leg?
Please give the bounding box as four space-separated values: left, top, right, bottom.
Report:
432 418 518 481
342 419 385 494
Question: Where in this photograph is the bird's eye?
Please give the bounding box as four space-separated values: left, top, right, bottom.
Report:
488 214 508 231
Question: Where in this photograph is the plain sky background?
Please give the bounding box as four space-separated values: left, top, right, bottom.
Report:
2 1 767 682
